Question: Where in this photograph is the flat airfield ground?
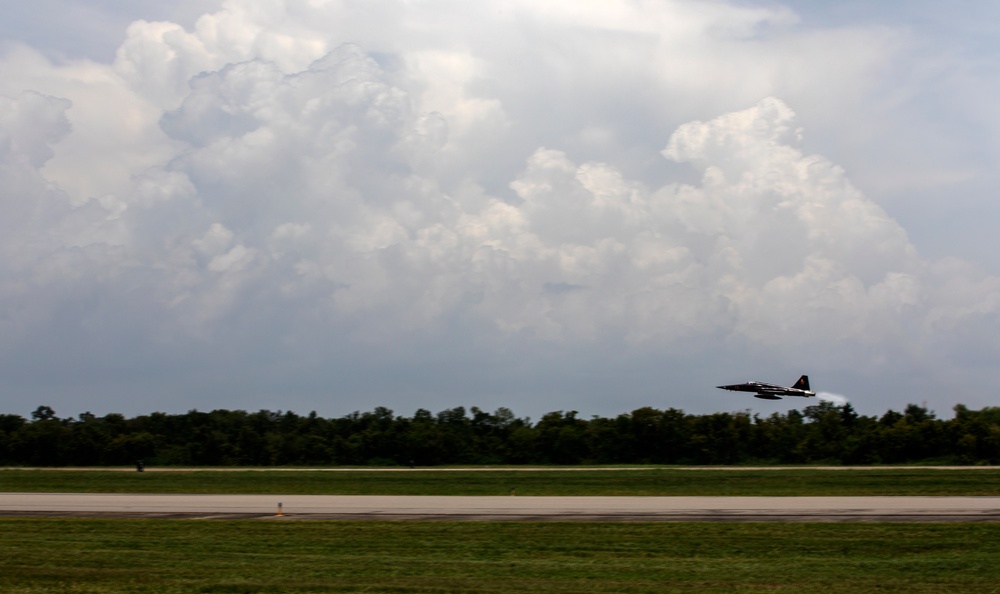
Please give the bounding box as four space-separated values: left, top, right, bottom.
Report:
2 466 999 521
4 492 1000 522
2 467 999 593
4 465 1000 495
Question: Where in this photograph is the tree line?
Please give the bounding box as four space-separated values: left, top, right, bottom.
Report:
1 402 999 467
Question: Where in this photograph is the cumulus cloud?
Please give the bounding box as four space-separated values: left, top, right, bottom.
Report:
1 0 998 417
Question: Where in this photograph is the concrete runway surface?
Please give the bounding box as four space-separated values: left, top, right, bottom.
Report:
3 493 999 522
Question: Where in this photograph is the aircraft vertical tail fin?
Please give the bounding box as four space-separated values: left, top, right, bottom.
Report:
792 375 810 391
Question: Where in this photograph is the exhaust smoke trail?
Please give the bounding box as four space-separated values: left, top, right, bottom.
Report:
817 392 848 405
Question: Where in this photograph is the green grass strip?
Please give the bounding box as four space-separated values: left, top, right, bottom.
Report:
1 519 998 593
3 468 1000 496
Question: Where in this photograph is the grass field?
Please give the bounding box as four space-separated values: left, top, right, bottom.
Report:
2 467 999 496
3 468 997 592
1 518 998 593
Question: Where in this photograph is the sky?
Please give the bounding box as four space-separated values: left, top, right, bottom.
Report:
2 0 999 421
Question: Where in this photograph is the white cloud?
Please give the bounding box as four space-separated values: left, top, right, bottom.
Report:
0 90 72 166
1 0 999 418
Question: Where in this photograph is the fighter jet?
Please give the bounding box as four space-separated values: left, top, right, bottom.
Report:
716 375 815 400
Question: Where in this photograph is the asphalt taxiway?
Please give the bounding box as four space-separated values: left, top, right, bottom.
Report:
2 493 998 522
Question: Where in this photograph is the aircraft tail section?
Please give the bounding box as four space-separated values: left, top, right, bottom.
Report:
792 375 810 391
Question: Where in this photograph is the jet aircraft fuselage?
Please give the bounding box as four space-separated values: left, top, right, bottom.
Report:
717 375 816 400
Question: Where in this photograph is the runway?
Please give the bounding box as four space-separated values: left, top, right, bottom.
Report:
3 493 999 522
